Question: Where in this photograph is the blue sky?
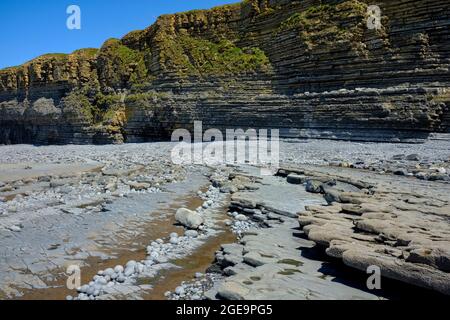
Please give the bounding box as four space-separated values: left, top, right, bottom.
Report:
0 0 237 69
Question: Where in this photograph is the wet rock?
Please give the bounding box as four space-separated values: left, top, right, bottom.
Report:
305 180 323 193
428 173 449 181
286 174 304 185
406 154 420 161
392 154 405 160
323 188 342 204
393 169 408 176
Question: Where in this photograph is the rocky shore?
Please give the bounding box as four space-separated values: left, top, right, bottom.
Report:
0 138 448 300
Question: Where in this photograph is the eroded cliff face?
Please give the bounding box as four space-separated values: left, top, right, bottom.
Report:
1 0 449 144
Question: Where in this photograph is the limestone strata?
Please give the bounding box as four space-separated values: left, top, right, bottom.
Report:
284 165 450 295
1 0 450 144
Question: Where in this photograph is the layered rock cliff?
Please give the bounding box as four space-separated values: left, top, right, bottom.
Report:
1 0 449 144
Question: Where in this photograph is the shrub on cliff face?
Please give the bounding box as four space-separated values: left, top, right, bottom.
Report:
97 39 148 89
62 92 98 123
61 91 128 126
94 93 122 110
159 35 271 76
125 92 168 107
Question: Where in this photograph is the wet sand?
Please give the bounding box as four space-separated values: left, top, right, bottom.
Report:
16 189 211 300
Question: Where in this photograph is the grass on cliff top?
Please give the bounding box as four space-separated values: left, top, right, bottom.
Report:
72 48 99 58
0 49 98 73
26 49 98 64
160 35 271 76
164 1 241 18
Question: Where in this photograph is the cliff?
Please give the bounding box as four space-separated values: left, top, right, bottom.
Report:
1 0 449 144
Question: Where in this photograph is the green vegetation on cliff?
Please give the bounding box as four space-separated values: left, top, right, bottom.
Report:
279 0 368 52
98 38 148 87
159 35 271 76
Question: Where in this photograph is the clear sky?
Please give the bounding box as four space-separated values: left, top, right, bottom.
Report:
0 0 237 69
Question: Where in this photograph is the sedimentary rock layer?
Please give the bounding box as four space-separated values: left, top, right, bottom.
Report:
1 0 449 144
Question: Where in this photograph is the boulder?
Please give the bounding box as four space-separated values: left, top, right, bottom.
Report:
305 180 323 193
406 246 450 272
406 154 420 161
128 181 150 191
175 208 204 229
218 281 249 300
342 249 450 295
286 174 305 185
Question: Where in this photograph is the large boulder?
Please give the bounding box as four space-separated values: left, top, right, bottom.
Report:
286 174 305 185
175 208 204 229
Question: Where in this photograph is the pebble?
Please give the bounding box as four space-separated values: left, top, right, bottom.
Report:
437 167 447 174
235 214 248 221
175 286 185 295
96 277 108 285
8 225 22 232
124 265 135 277
114 265 124 273
155 256 168 264
185 230 199 238
136 263 145 274
103 268 114 277
150 251 159 259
